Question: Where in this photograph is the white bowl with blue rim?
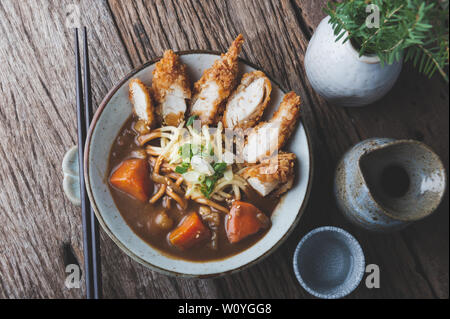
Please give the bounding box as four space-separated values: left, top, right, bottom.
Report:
293 226 365 298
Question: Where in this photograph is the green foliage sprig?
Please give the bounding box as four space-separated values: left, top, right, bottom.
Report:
325 0 449 82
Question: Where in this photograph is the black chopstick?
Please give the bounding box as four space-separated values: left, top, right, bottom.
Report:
75 27 93 299
83 27 102 299
75 27 102 299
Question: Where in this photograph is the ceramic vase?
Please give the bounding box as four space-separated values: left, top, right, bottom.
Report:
334 138 447 232
305 16 403 107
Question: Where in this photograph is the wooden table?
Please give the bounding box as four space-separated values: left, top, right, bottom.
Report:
0 0 448 299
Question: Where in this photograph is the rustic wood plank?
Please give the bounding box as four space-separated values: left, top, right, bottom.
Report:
108 0 448 299
0 0 134 298
292 0 331 33
293 0 449 298
0 0 447 299
107 0 315 299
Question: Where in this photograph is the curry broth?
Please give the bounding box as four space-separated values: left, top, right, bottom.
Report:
108 116 280 261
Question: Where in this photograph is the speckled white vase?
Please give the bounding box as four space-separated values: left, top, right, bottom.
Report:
305 16 403 107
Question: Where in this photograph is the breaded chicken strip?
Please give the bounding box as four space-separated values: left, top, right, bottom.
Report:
244 92 301 163
241 152 296 197
223 71 272 129
152 50 192 126
129 78 156 127
190 35 244 125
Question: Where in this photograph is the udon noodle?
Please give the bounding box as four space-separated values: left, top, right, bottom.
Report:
136 120 249 214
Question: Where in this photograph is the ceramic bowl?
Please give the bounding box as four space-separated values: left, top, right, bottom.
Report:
84 51 313 277
293 227 365 299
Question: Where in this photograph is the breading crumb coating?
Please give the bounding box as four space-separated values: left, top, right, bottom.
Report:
244 92 301 163
223 70 272 129
129 78 156 127
241 152 296 183
190 35 244 125
272 92 301 150
152 50 192 126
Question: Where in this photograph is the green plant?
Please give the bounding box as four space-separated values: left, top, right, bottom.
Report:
325 0 449 82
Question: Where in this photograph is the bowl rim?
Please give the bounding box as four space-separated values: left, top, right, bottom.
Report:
292 226 365 299
84 50 315 278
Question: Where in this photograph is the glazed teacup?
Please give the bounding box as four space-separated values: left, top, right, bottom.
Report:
335 138 447 231
293 227 365 299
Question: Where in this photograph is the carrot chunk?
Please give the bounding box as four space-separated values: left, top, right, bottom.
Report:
226 201 270 244
110 158 152 202
169 212 211 249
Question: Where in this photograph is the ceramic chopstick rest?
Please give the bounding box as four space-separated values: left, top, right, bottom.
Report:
62 146 81 206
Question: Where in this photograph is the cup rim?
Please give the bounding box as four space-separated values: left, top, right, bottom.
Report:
293 226 365 299
358 139 447 222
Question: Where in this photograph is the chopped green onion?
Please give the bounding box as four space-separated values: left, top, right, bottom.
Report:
205 177 214 189
179 144 193 160
186 115 198 127
201 175 218 198
175 162 190 174
213 162 227 174
199 162 228 198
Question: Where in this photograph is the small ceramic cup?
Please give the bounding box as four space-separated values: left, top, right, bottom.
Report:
335 138 447 231
293 227 365 299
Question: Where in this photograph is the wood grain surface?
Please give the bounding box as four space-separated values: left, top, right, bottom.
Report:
0 0 448 299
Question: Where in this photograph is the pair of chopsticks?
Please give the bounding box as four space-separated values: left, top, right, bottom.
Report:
75 27 102 299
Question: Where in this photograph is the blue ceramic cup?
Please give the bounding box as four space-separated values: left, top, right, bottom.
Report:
293 227 365 299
